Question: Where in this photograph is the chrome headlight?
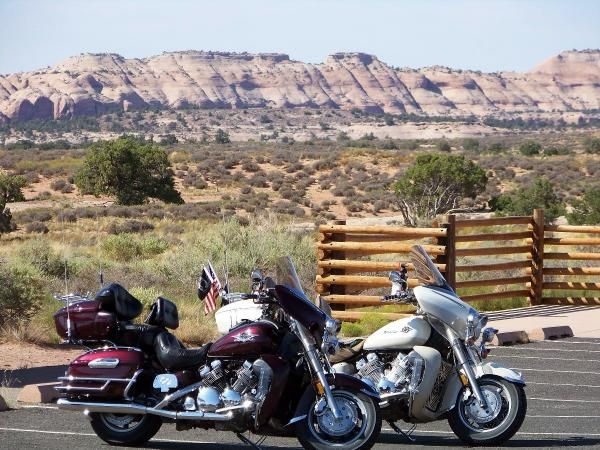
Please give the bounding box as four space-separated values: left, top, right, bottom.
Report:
466 310 488 343
322 318 340 355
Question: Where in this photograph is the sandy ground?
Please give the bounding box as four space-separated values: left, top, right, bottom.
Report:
0 342 82 371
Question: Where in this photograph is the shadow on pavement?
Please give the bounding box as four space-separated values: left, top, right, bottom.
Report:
0 365 67 387
379 433 600 447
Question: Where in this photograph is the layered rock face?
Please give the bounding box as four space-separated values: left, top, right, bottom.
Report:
0 49 599 122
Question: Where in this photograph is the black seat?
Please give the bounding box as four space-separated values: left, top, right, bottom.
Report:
146 297 179 329
95 283 143 321
153 331 211 371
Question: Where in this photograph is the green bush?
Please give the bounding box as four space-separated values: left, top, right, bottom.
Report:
568 187 600 225
462 138 480 152
583 137 600 154
19 239 66 278
491 177 565 223
102 234 169 261
519 140 542 156
0 263 46 327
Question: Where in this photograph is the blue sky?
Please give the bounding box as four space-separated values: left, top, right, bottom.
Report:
0 0 599 74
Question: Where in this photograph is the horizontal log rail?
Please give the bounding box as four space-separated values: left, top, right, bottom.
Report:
321 294 409 307
316 274 420 288
331 311 411 323
543 282 600 291
544 225 600 234
455 231 531 243
456 246 532 257
318 259 446 273
456 276 531 289
542 297 600 305
540 237 600 246
542 267 600 276
317 241 446 255
456 260 531 272
455 216 532 228
544 252 600 261
460 289 531 302
320 234 424 243
319 224 447 237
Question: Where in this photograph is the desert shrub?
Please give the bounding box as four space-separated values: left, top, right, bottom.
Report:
50 179 74 193
108 220 155 234
56 209 77 223
19 239 67 278
25 221 49 234
241 161 260 172
437 140 451 152
519 140 542 156
544 146 571 156
462 138 480 151
568 187 600 225
584 137 600 154
486 142 507 153
102 234 169 261
0 264 46 327
491 177 565 223
128 286 163 309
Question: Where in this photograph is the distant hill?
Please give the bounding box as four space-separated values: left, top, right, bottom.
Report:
1 49 599 123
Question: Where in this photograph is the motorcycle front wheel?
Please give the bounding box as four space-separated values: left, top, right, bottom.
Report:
295 389 381 450
89 412 162 446
448 375 526 446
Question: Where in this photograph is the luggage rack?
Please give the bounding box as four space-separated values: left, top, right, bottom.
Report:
56 369 142 400
53 293 93 305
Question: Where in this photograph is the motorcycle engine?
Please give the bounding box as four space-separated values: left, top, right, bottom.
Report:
356 352 423 394
194 359 263 412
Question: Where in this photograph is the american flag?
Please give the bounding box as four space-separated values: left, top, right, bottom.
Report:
199 262 221 315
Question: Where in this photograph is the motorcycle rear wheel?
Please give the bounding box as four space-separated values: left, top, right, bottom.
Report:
448 376 526 446
90 412 162 446
295 389 381 450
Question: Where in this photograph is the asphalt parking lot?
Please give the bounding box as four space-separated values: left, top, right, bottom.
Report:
1 336 599 449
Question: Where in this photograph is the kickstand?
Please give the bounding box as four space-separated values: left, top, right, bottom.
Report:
235 432 266 450
387 421 417 442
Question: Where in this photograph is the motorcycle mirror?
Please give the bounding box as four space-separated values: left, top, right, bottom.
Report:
251 269 264 283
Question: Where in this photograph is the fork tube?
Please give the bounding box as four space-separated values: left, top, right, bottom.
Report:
295 321 342 419
446 328 489 409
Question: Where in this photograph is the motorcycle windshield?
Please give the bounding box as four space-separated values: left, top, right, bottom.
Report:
410 245 454 292
275 256 327 333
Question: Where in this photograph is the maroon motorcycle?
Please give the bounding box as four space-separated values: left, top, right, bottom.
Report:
54 257 382 450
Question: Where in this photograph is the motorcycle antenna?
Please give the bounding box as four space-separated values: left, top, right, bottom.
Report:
220 208 230 293
59 206 72 341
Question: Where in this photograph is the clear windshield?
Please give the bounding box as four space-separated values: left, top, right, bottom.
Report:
275 256 305 293
410 245 454 292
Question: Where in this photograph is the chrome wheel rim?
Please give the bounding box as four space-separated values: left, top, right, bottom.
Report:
458 379 512 433
307 391 371 446
99 413 144 432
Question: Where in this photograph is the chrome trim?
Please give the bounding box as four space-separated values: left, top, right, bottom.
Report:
88 358 120 369
285 414 307 426
124 370 143 400
154 381 205 410
55 375 132 393
57 398 233 422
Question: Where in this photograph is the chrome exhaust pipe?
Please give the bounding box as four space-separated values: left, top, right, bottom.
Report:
57 398 233 421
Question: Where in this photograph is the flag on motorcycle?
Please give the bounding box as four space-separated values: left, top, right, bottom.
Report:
197 262 221 315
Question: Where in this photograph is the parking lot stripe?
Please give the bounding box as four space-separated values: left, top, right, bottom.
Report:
527 381 600 388
527 415 600 418
494 355 599 362
530 397 600 403
492 346 600 353
516 368 600 375
539 340 600 345
0 427 216 444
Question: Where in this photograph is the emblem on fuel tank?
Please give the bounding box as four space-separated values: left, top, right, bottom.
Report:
233 330 257 342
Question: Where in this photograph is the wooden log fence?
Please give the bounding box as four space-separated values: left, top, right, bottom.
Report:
316 209 600 322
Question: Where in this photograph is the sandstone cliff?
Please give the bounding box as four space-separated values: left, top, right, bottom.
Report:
1 49 599 122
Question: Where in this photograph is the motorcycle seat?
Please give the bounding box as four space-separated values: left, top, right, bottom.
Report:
153 331 211 371
330 339 365 364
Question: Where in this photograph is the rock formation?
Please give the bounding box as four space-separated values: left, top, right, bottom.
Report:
1 49 599 122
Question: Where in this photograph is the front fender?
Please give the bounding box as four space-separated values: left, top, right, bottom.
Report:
288 373 379 426
475 361 525 385
326 372 380 399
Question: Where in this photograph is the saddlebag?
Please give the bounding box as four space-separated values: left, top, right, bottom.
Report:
57 347 144 400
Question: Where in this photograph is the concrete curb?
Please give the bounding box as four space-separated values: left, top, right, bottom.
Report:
492 330 529 346
492 325 574 346
0 394 8 411
528 325 574 341
17 383 60 404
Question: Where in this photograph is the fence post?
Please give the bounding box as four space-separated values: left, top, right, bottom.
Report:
329 219 347 311
530 209 544 306
436 214 456 290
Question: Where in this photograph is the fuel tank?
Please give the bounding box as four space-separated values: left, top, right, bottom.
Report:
208 321 279 358
363 316 431 351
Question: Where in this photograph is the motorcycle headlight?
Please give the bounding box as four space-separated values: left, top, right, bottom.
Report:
466 310 488 343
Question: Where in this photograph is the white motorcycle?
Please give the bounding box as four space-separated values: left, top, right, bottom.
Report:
329 245 527 446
